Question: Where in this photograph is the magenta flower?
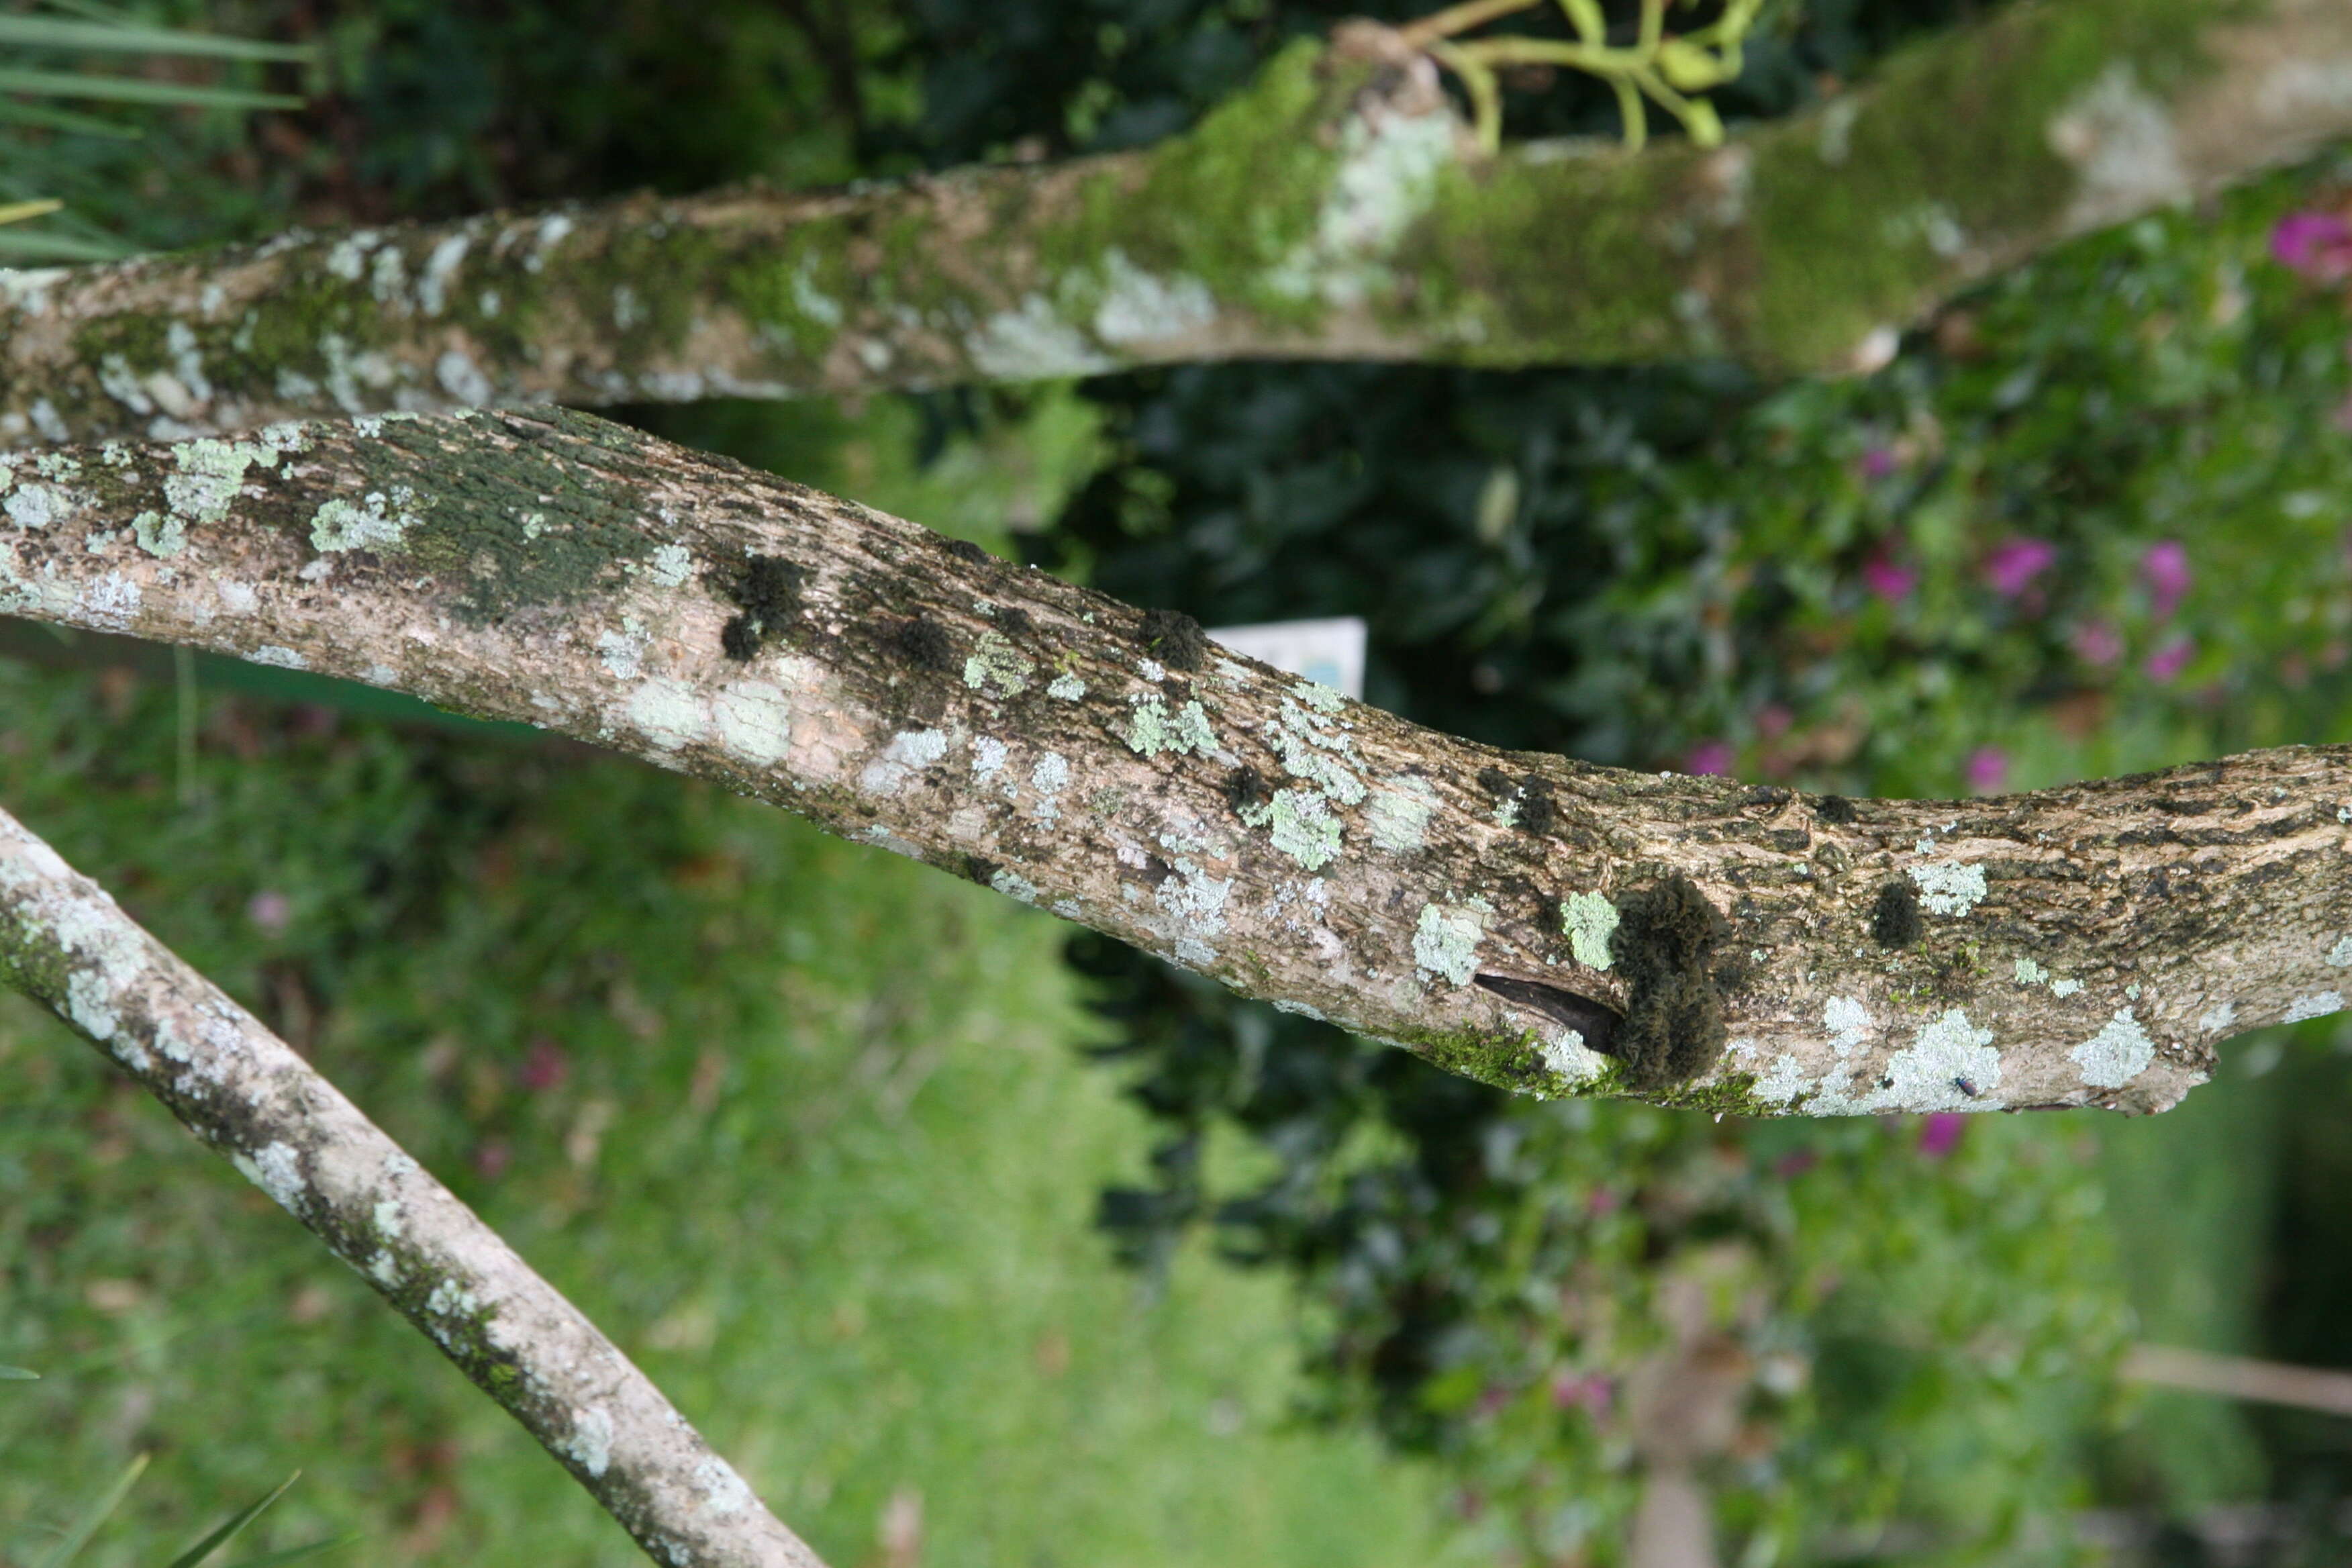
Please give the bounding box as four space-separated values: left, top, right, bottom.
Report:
1859 445 1899 481
1550 1371 1615 1418
518 1036 571 1093
1918 1113 1967 1159
245 890 291 934
2272 211 2352 283
2144 636 2195 683
2072 620 2123 666
1965 746 2008 795
2141 540 2191 618
1862 550 1916 603
1983 538 2056 599
1685 739 1735 777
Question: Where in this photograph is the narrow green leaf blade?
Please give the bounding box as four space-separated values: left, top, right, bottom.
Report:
31 1452 148 1568
164 1471 299 1568
0 1363 38 1379
0 16 313 62
0 67 302 110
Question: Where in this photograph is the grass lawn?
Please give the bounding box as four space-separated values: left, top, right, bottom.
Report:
0 656 1465 1568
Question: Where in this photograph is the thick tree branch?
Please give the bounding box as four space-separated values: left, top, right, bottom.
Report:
5 0 2350 444
9 408 2349 1117
0 807 827 1568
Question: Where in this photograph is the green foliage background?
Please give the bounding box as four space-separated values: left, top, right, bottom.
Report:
4 1 2352 1565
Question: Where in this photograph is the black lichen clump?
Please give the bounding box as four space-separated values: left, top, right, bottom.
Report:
961 855 998 886
1137 607 1207 671
945 538 992 565
889 615 957 672
1226 764 1272 814
716 553 807 663
995 605 1034 636
1476 766 1514 796
1871 879 1922 948
1814 793 1859 824
1515 777 1558 836
1608 875 1730 1091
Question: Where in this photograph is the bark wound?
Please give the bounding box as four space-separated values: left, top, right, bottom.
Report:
1474 974 1622 1056
1609 875 1730 1089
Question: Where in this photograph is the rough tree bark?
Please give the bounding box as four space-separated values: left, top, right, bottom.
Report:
2 0 2349 446
8 407 2350 1119
0 805 826 1568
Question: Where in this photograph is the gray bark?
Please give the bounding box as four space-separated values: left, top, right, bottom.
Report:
3 0 2350 444
8 407 2347 1117
0 804 827 1568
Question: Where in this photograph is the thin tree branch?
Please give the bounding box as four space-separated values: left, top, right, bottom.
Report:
5 0 2349 444
0 805 828 1568
7 406 2349 1116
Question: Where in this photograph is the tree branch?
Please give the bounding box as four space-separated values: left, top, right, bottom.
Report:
5 0 2349 444
8 407 2349 1117
0 803 828 1568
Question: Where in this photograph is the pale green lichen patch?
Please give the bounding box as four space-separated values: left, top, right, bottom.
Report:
2071 1008 2154 1088
1908 859 1988 916
2326 936 2352 969
1539 1028 1608 1083
646 542 693 587
1243 787 1340 871
2051 977 2083 998
963 629 1035 697
1126 695 1214 756
311 488 420 553
1412 901 1481 987
1046 673 1087 701
2014 957 2049 985
1562 891 1618 971
1366 779 1435 852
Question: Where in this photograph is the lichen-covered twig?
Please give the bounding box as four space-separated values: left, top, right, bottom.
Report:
6 0 2350 445
10 406 2352 1118
0 805 828 1568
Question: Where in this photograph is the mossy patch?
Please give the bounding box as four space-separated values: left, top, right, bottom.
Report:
1813 793 1859 823
1606 875 1729 1091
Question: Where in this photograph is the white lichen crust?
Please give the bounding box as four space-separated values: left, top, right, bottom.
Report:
0 807 823 1568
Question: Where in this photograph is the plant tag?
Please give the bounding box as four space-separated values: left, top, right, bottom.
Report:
1206 616 1366 698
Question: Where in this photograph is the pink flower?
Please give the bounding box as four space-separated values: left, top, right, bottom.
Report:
246 890 291 934
2071 620 2123 667
518 1036 570 1093
1918 1114 1967 1159
2144 636 2194 683
1756 704 1794 740
1861 550 1916 603
1965 746 2008 795
2141 540 2191 618
1684 740 1735 777
1859 446 1899 481
1983 538 2056 599
1773 1148 1818 1179
473 1138 512 1179
1550 1371 1615 1418
2271 211 2352 283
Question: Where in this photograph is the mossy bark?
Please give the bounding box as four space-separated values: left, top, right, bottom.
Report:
14 407 2352 1116
0 807 825 1568
5 0 2348 445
